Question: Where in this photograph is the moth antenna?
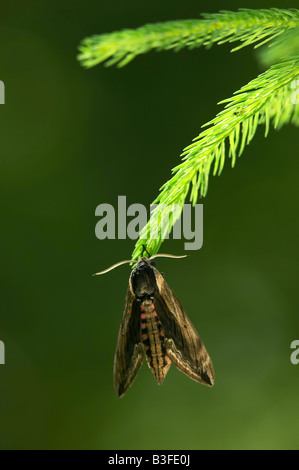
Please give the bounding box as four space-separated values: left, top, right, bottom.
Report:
93 260 136 276
150 254 188 260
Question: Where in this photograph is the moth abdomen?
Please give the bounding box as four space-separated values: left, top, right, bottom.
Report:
140 301 171 384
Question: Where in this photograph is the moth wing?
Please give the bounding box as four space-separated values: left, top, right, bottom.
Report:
113 286 144 398
153 267 214 386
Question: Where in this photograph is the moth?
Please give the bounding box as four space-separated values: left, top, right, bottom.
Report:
95 255 214 397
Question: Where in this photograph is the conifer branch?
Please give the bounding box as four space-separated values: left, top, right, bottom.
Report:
77 9 299 261
78 8 299 68
259 25 299 66
131 58 299 260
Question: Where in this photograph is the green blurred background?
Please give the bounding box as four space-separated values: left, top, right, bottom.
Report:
0 0 298 450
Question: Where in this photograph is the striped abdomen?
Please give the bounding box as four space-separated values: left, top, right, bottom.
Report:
140 300 171 383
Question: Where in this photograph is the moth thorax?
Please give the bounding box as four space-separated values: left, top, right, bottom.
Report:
130 261 157 301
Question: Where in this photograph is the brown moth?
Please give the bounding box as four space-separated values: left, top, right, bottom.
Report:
95 255 214 397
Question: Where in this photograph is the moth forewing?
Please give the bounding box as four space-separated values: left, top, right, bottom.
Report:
152 266 215 386
113 286 144 398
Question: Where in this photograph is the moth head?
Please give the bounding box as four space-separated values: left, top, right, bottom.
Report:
130 258 157 301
